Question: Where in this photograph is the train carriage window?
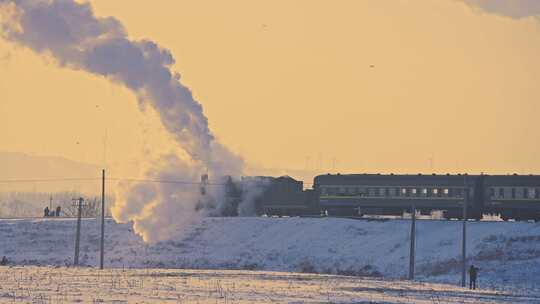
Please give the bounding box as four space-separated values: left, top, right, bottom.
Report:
411 188 417 195
490 188 495 198
524 188 529 199
362 187 369 196
511 188 516 199
422 188 427 196
443 188 449 196
529 188 535 199
527 188 535 199
499 188 504 198
433 188 438 195
401 188 407 196
448 188 453 197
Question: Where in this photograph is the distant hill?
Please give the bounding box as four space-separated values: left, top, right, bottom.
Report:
0 152 101 193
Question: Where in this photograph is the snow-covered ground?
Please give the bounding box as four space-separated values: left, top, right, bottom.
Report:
0 266 538 303
1 217 540 295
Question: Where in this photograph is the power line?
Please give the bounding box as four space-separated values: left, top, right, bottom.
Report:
107 177 226 186
0 177 100 184
0 176 315 187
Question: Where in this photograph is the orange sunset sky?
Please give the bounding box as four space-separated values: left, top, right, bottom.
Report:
1 0 540 183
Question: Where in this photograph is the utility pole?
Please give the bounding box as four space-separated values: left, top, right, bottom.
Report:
409 204 416 280
461 175 468 287
73 197 84 266
100 169 105 270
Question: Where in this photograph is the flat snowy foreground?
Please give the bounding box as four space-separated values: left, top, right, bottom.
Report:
0 266 537 303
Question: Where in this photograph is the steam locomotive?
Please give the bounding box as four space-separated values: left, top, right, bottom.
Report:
247 173 540 221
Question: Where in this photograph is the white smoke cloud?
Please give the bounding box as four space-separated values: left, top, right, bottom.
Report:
458 0 540 19
0 0 243 242
237 177 271 216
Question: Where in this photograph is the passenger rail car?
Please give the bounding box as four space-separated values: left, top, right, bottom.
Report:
247 173 540 221
314 174 484 219
483 175 540 221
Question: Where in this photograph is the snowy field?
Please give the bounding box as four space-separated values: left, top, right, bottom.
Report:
1 217 540 296
0 266 538 303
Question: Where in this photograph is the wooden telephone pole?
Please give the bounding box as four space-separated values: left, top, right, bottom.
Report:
461 175 468 287
99 169 105 269
73 197 84 266
409 204 416 280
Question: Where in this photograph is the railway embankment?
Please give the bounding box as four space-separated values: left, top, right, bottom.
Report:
1 217 539 292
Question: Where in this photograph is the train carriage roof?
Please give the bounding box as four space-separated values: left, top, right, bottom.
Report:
314 174 479 187
484 175 540 186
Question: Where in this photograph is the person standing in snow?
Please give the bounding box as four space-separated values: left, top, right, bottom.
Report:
56 206 61 217
469 265 479 290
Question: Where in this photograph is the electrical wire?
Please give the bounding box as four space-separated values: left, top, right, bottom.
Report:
107 177 226 186
0 176 313 187
0 177 100 183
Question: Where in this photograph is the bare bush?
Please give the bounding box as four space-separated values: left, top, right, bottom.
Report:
297 259 317 274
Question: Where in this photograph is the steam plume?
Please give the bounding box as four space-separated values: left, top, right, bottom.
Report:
0 0 243 242
458 0 540 19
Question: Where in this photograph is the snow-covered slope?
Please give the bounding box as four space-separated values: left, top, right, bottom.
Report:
1 217 539 293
